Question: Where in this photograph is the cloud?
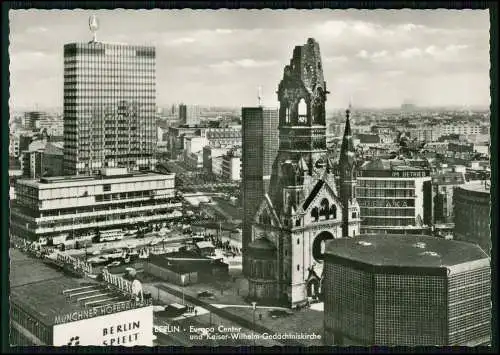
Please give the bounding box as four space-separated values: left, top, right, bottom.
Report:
356 50 369 58
323 56 348 63
215 28 233 34
398 47 423 59
25 26 49 34
397 23 426 32
209 58 279 69
314 20 348 37
167 37 196 45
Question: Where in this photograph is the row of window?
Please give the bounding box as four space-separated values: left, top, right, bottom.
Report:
10 305 51 344
357 188 416 198
360 207 415 217
363 217 415 226
357 180 416 188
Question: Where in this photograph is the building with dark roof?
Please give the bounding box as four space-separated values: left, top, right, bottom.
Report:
144 252 229 286
21 139 64 179
10 248 153 346
323 234 491 346
431 172 465 225
453 181 491 255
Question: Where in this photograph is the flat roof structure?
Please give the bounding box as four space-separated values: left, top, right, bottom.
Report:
325 234 489 271
459 181 490 194
16 170 175 189
10 248 143 326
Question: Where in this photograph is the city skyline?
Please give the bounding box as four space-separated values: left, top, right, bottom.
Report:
9 9 490 110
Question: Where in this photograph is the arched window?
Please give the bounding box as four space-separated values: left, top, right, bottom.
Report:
297 238 300 245
330 205 337 219
298 98 307 119
311 207 319 222
295 219 301 227
320 198 330 220
297 264 300 271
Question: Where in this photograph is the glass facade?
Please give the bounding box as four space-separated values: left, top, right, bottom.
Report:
374 274 447 345
241 107 279 275
357 179 417 227
10 303 52 345
63 42 157 175
324 263 374 345
448 267 491 345
324 261 491 346
10 174 181 241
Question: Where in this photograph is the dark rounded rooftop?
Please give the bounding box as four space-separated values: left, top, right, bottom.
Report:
324 234 489 270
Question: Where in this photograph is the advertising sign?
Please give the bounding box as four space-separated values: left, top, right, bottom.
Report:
56 252 93 274
53 306 154 346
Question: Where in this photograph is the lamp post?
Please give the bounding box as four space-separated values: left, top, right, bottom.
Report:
181 275 186 305
251 301 257 347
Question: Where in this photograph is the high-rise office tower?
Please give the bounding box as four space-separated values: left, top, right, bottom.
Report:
179 104 201 126
63 18 157 175
241 106 279 276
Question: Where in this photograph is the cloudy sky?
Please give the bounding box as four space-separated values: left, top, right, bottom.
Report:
9 9 490 110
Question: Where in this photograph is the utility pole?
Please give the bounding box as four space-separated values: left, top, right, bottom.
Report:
252 301 257 347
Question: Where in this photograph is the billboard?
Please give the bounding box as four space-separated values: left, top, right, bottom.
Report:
53 306 154 346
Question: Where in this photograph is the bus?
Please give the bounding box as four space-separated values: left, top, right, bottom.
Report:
99 229 125 242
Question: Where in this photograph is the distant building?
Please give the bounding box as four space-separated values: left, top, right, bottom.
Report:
221 148 242 181
203 146 229 176
203 127 242 148
184 151 203 170
23 111 46 130
10 168 180 244
179 104 201 126
323 234 491 346
241 106 279 276
356 133 380 144
357 159 432 235
454 181 491 255
184 136 208 156
21 140 64 179
431 172 465 225
167 126 201 160
63 41 157 175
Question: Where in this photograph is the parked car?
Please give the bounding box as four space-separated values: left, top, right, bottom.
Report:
197 290 215 299
88 256 109 265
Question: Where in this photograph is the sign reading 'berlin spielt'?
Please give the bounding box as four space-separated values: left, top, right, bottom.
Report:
56 252 93 274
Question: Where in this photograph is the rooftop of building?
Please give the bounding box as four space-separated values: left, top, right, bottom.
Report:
360 158 429 171
458 181 491 194
432 172 466 185
10 248 132 326
325 234 489 269
16 169 174 188
148 252 227 273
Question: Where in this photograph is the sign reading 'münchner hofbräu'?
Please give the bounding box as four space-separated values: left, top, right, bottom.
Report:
54 298 152 325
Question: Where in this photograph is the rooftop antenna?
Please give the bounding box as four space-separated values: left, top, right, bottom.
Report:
89 15 100 42
257 86 263 107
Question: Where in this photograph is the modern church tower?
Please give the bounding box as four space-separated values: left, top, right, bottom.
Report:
246 39 360 308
